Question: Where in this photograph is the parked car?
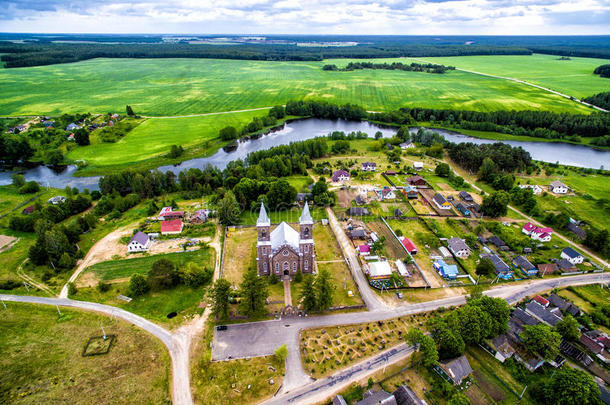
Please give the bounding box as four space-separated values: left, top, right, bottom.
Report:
216 325 228 331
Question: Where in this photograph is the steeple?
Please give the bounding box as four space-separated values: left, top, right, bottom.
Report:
299 201 313 225
257 202 271 226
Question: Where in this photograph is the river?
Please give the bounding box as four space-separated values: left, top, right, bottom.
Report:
1 118 608 191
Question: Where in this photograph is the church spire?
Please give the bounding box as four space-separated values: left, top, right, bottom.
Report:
257 202 270 226
299 201 313 224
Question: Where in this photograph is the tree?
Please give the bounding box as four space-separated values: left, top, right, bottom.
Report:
315 269 334 311
239 268 269 318
478 157 499 182
67 282 77 296
19 181 40 194
331 140 350 154
210 278 231 321
293 270 303 283
430 320 465 359
126 105 135 116
492 174 515 191
455 305 491 344
148 259 180 290
556 314 580 341
45 149 63 166
534 368 600 405
218 190 241 225
469 296 510 337
476 258 495 276
180 262 213 287
481 191 510 217
274 344 288 366
128 274 150 297
74 128 90 146
300 274 317 312
266 179 297 211
406 329 438 368
448 392 471 405
11 173 25 187
435 163 451 177
520 324 561 360
219 126 238 141
58 252 75 269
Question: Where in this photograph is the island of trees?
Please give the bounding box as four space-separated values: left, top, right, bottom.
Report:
322 61 455 74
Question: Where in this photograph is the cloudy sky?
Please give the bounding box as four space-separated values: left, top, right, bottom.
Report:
0 0 609 35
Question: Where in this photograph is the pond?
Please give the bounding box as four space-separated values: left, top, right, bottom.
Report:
1 118 608 191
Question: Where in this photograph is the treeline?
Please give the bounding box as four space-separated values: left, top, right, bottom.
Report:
285 100 367 121
0 41 532 68
448 142 532 174
372 107 610 138
593 64 610 78
219 106 285 141
583 92 610 110
322 61 455 74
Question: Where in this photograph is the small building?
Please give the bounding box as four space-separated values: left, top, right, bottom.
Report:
354 195 366 205
358 244 371 256
518 184 543 195
532 295 549 308
513 255 537 276
455 202 470 217
394 208 403 218
368 261 393 279
349 228 368 240
22 205 35 215
48 196 66 205
413 161 423 170
380 187 396 200
548 294 581 317
434 259 459 280
487 235 506 248
526 300 562 326
331 170 350 183
401 237 418 255
361 162 377 172
482 254 512 279
557 258 578 273
492 334 516 363
395 260 410 277
404 186 418 199
447 237 471 258
580 334 604 355
346 207 370 217
190 209 208 224
159 208 185 221
438 246 452 258
127 231 151 253
384 170 397 176
296 193 313 203
561 247 584 265
549 180 569 194
432 193 451 210
65 122 78 131
531 227 553 242
406 175 427 187
459 191 474 202
439 355 473 385
161 219 183 235
566 223 587 240
522 222 537 236
42 120 54 127
400 142 415 149
537 263 559 276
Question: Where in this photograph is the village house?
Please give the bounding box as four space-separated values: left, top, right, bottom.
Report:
518 184 543 195
349 228 368 240
532 295 550 307
549 180 569 194
413 161 423 170
580 333 604 355
531 227 553 242
401 237 418 255
190 209 208 224
482 254 512 279
353 195 366 205
367 261 393 279
447 237 471 258
65 122 78 131
512 255 537 276
455 202 470 217
361 162 377 172
127 231 151 253
526 300 562 326
459 191 474 202
567 222 587 240
404 186 418 199
439 355 473 385
331 169 350 183
358 244 371 256
487 235 506 249
346 207 370 217
491 334 516 363
537 263 559 276
561 247 585 265
158 207 185 221
521 222 536 236
556 258 578 273
334 385 424 405
434 259 459 279
380 187 396 200
22 205 35 215
160 219 183 235
406 175 427 187
400 141 415 150
548 294 581 317
48 196 66 205
432 193 451 210
256 202 315 277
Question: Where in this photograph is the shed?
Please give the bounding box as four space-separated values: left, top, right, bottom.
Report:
368 261 392 279
439 355 473 385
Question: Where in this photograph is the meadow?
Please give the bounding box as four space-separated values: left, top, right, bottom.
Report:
422 53 610 99
0 57 591 117
0 302 170 404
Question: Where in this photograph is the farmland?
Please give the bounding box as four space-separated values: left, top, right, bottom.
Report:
0 57 592 117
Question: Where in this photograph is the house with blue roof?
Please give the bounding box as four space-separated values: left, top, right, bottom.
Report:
561 247 584 265
433 259 459 280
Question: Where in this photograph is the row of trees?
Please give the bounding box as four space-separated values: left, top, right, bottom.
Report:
583 91 610 111
128 258 213 297
322 61 455 74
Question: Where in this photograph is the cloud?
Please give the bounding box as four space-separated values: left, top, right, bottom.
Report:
0 0 608 34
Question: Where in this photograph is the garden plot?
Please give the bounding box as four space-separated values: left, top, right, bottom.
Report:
300 313 429 378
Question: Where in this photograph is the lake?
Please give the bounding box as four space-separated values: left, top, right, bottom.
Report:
1 118 608 191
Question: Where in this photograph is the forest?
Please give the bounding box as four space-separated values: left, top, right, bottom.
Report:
322 61 454 74
593 64 610 78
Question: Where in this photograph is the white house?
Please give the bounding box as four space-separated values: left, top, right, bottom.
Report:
561 247 584 265
127 231 151 253
413 162 424 170
400 142 415 150
447 237 471 258
361 162 377 172
331 170 350 183
519 184 543 195
531 227 553 242
380 188 396 200
48 196 67 205
549 181 569 194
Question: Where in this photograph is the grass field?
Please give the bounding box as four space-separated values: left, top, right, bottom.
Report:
0 302 170 404
0 57 591 116
423 53 610 99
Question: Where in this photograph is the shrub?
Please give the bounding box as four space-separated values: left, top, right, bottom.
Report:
147 259 179 290
128 274 150 297
0 279 21 290
18 181 41 194
67 282 77 296
97 281 111 293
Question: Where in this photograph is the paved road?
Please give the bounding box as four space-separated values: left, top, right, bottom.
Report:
263 344 414 405
326 207 386 311
0 294 193 405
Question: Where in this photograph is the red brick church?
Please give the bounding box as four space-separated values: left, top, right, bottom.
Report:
256 202 315 277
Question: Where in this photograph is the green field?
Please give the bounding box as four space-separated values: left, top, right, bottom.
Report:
423 54 610 99
0 302 170 404
0 57 591 116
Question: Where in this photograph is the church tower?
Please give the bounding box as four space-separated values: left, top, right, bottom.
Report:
299 202 315 274
256 202 271 275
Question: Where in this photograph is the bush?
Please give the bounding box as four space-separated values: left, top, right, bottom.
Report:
147 259 179 290
180 262 213 287
67 282 77 296
97 281 111 292
128 274 150 297
18 181 41 194
0 279 21 290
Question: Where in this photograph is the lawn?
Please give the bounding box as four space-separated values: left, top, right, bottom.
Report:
222 227 257 286
0 57 590 116
0 302 170 404
423 53 610 99
300 313 429 379
0 185 59 218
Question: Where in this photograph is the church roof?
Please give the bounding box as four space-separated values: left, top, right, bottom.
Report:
257 202 270 226
271 222 300 251
299 201 313 224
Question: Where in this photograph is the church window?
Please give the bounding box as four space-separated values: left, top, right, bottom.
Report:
304 245 309 253
263 262 267 272
304 228 309 237
263 247 267 254
261 230 266 238
305 260 308 270
283 250 289 256
283 261 289 270
293 262 297 271
275 263 279 273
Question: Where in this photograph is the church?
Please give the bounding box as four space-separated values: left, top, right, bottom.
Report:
256 202 315 277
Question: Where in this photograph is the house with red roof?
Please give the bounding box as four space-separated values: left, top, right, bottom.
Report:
533 295 549 308
401 237 418 255
161 219 183 235
522 222 536 236
358 244 371 256
22 205 35 215
531 227 553 242
159 207 185 221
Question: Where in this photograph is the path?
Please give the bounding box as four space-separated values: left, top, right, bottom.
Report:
412 58 608 113
141 106 275 119
325 207 386 312
284 277 293 307
264 344 414 405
